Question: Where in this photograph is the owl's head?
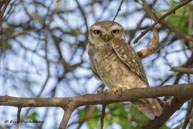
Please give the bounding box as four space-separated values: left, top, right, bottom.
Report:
89 21 125 45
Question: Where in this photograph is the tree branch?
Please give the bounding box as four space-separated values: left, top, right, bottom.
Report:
0 83 193 128
112 0 124 21
134 0 193 44
137 28 159 58
59 102 76 129
143 98 187 129
170 67 193 74
100 104 106 129
75 0 88 38
0 84 193 107
182 99 193 129
17 107 21 122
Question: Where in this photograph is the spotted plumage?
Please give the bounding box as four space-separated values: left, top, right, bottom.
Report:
88 21 162 120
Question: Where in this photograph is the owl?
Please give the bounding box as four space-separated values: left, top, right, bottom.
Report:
88 21 163 120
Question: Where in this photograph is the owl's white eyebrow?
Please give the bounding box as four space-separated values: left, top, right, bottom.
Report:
91 26 103 30
110 25 122 30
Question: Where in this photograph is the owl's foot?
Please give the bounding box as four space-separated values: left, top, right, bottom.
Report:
97 89 105 94
97 87 128 98
105 87 128 98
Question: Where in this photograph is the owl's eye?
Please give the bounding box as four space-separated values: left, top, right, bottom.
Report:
93 30 102 35
112 29 119 35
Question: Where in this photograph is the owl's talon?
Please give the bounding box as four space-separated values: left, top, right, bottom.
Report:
114 88 122 98
97 89 105 94
103 89 111 94
105 88 127 98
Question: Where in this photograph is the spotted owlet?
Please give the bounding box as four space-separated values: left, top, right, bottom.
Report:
88 21 163 120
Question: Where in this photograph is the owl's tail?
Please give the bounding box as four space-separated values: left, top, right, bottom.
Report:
132 98 163 120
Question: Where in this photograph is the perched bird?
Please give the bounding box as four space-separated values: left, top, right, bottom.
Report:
88 21 163 120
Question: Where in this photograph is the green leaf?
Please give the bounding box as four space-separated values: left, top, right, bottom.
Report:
155 0 190 34
1 38 11 54
78 109 86 121
27 112 38 122
70 28 81 37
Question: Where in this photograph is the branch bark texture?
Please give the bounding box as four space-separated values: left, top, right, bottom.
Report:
0 84 192 107
0 83 193 128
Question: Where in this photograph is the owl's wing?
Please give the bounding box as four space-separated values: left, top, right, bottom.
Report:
112 38 148 85
88 47 101 80
90 61 100 80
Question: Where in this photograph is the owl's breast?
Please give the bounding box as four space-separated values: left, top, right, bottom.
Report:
94 48 119 72
93 49 126 88
92 48 146 89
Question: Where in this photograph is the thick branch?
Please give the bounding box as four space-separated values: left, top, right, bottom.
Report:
0 84 193 128
0 84 193 108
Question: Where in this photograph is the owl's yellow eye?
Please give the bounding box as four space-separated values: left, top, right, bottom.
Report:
112 29 119 35
93 30 102 35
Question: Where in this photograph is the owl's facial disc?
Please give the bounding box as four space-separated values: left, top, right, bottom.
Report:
91 28 112 42
89 21 125 44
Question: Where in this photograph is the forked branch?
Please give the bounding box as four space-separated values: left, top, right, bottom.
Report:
0 83 193 128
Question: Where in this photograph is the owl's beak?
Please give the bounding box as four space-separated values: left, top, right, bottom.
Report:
103 34 111 42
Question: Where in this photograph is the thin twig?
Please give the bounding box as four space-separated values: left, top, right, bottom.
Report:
17 107 21 122
182 99 193 129
174 55 193 84
170 67 193 74
188 2 193 52
37 34 50 97
100 104 106 129
75 0 88 37
134 0 192 44
112 0 124 21
143 0 193 43
0 0 10 52
0 0 10 26
128 14 146 44
16 107 32 129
